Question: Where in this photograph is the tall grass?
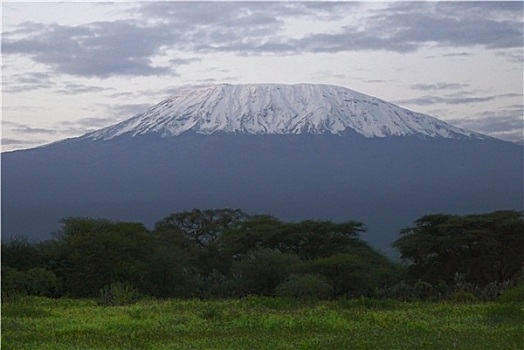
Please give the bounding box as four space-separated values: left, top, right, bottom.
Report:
2 296 522 349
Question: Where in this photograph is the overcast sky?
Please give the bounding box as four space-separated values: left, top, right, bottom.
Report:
2 1 523 151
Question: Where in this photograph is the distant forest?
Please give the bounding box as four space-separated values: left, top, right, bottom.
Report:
2 209 523 304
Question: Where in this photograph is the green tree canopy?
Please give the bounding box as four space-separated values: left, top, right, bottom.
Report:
231 248 301 296
1 235 44 271
219 216 365 261
154 208 249 249
53 218 154 297
393 210 524 286
153 208 250 277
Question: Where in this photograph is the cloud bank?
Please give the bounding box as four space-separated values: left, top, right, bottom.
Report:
3 2 522 79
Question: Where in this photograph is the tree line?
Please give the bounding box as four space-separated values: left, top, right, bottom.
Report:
2 209 523 303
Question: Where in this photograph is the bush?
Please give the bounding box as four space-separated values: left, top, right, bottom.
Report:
380 281 415 301
1 236 43 271
276 274 333 301
1 267 30 300
450 291 478 303
499 284 524 303
453 272 476 293
232 249 301 296
201 269 235 298
479 280 511 301
25 268 60 297
97 282 140 306
1 267 60 299
414 280 433 301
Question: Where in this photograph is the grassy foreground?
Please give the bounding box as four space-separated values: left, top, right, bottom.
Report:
1 296 522 349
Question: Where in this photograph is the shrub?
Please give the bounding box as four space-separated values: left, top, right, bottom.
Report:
414 280 433 301
232 248 301 296
450 291 478 303
499 284 524 303
381 281 415 301
25 268 60 297
1 267 30 300
276 274 333 301
431 280 451 301
1 267 61 299
453 272 476 293
97 282 140 306
479 280 511 301
202 269 235 298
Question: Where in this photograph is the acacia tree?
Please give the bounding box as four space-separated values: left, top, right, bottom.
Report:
393 210 524 286
153 208 250 277
154 208 249 249
231 248 301 296
1 235 44 271
219 217 366 260
276 220 366 260
219 216 387 297
53 218 154 297
218 215 285 260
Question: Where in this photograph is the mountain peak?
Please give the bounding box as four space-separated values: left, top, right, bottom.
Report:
83 83 485 140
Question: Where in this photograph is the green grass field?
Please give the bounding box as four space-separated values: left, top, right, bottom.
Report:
2 296 522 349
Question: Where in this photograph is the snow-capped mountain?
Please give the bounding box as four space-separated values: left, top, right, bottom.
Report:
2 84 521 253
83 84 485 141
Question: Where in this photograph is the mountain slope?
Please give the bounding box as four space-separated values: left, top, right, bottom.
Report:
2 84 521 253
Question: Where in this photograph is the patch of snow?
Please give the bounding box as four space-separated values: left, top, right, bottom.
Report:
83 84 487 141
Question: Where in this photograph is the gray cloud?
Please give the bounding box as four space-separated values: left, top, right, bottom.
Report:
396 95 490 106
312 70 346 80
379 14 522 50
410 83 470 91
448 107 524 144
1 122 54 150
56 116 119 135
294 32 415 53
55 83 114 95
2 138 27 145
3 72 55 93
441 52 472 57
435 2 524 19
109 103 153 118
2 138 47 146
4 121 57 135
89 103 154 120
53 104 153 137
61 116 118 128
49 100 178 137
11 126 57 135
496 49 524 63
2 21 174 77
191 77 240 86
396 93 522 106
169 58 201 66
2 2 522 79
364 79 394 84
288 2 523 54
138 2 300 29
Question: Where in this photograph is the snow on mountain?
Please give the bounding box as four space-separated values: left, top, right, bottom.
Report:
83 84 486 140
